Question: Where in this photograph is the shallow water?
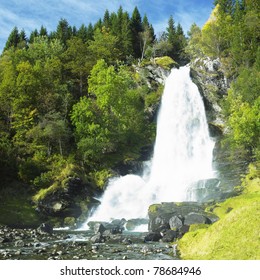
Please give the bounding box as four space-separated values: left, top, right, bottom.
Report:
0 227 177 260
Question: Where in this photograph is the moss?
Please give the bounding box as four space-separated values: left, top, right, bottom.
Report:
148 204 160 213
189 224 210 232
154 56 178 70
178 164 260 260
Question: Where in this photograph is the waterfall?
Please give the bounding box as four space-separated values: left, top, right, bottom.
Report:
81 66 215 227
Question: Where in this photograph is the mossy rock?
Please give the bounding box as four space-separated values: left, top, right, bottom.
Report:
154 56 178 70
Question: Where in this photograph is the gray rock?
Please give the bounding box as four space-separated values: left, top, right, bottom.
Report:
90 232 105 243
93 223 106 235
169 216 183 230
14 240 25 247
144 232 162 242
37 223 53 234
161 230 178 242
184 212 209 225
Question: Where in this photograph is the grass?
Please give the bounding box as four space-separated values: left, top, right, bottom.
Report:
178 163 260 259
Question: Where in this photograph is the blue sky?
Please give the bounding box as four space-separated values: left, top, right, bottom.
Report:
0 0 214 53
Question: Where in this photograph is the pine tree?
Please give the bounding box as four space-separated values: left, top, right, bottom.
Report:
39 26 48 37
29 29 39 44
86 23 94 41
56 18 72 46
77 24 88 42
4 27 20 51
103 9 111 28
166 15 177 59
131 6 143 58
18 29 27 48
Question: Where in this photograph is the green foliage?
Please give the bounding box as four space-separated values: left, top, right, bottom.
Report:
33 162 87 202
88 27 121 65
223 54 260 159
71 59 150 169
89 169 114 189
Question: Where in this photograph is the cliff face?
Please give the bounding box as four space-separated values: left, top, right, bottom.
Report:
190 57 229 136
190 57 247 194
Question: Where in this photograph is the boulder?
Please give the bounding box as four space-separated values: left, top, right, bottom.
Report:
148 216 170 233
90 232 105 243
37 223 53 234
144 232 162 242
161 230 178 242
93 223 106 235
169 216 183 230
148 202 219 241
184 212 209 225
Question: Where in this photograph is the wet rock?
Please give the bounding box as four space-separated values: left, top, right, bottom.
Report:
122 238 132 245
186 178 221 202
169 216 183 230
148 216 170 233
161 230 178 242
93 223 106 235
37 223 53 234
179 225 190 235
14 240 25 247
144 232 162 242
90 233 105 243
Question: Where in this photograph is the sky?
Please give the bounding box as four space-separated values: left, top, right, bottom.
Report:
0 0 215 53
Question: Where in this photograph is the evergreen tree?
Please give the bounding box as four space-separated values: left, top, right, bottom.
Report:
131 6 143 58
18 29 27 48
166 15 178 60
86 23 94 41
103 9 111 28
29 29 39 44
56 18 72 46
77 24 88 42
4 27 20 51
39 26 48 37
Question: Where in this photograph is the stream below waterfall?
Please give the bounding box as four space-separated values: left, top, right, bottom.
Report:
0 227 177 260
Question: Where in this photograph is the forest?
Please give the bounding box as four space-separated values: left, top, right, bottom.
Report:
0 0 259 247
0 6 188 196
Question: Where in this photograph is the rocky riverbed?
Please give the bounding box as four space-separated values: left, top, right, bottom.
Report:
0 201 220 260
0 224 177 260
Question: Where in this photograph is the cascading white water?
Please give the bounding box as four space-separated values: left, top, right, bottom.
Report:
81 66 215 227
